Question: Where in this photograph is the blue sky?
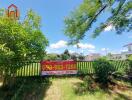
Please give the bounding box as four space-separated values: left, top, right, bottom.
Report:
0 0 131 55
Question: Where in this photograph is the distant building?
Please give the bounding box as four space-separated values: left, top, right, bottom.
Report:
70 52 81 61
70 52 80 57
107 53 127 60
85 53 100 61
107 43 132 60
123 43 132 54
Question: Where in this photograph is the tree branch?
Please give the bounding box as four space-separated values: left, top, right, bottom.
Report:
88 4 108 27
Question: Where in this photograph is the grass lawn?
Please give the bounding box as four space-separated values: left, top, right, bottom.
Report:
0 77 131 100
44 77 132 100
0 77 51 100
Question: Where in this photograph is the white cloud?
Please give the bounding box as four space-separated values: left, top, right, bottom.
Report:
69 50 76 54
109 51 120 54
104 24 114 31
50 40 67 49
101 48 109 51
88 49 95 53
120 49 128 52
109 49 127 54
46 48 61 54
74 43 95 49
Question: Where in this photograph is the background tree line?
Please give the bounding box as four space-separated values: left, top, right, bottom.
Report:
44 49 85 61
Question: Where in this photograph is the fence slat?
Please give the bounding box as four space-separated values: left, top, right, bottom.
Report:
1 60 129 77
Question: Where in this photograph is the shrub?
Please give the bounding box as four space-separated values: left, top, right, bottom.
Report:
128 60 132 75
126 60 132 78
74 76 97 95
93 59 116 85
83 75 98 91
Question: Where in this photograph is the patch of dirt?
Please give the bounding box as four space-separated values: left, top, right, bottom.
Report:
108 82 131 91
44 79 62 100
44 78 82 100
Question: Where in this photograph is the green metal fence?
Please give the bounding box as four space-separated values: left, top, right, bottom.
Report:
0 61 129 77
77 61 129 74
16 62 40 76
77 61 95 74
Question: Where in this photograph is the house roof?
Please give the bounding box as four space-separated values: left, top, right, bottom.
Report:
122 51 132 54
123 43 132 47
8 4 17 9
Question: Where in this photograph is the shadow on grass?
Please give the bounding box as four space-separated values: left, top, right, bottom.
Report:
73 81 100 95
0 76 52 100
106 89 132 100
113 92 132 100
73 76 132 100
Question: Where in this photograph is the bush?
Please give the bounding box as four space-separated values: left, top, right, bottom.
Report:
93 59 116 85
129 60 132 74
126 60 132 76
75 76 97 95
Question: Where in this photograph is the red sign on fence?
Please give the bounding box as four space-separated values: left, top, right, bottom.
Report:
41 60 77 75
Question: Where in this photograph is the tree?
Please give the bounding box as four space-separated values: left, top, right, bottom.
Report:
61 49 70 60
0 10 48 85
64 0 132 44
71 54 77 61
61 54 70 60
44 53 58 60
64 49 70 56
78 54 85 61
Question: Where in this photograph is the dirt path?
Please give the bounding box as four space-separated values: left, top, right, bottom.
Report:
44 78 62 100
44 78 83 100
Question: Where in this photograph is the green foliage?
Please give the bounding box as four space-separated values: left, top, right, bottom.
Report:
0 44 14 62
61 54 70 60
98 56 107 60
129 60 132 71
83 75 97 91
61 49 70 60
128 55 132 60
23 9 41 30
126 60 132 76
71 54 77 61
75 76 98 95
64 0 132 44
94 59 116 85
78 54 85 61
0 10 48 84
0 77 51 100
93 0 132 38
63 49 70 56
44 53 58 60
0 14 48 63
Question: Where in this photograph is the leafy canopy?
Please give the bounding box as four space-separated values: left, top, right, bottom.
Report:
64 0 132 44
0 9 48 74
61 49 70 60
